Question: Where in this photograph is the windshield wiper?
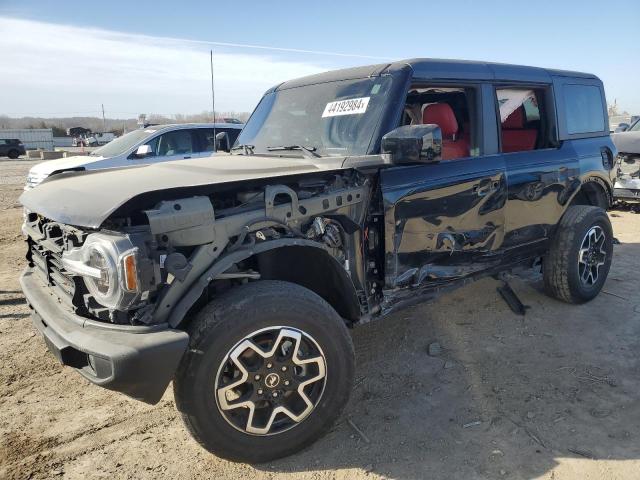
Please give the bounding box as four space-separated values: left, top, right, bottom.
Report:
266 145 320 158
230 144 255 155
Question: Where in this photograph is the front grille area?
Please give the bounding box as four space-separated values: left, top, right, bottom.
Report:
25 217 87 312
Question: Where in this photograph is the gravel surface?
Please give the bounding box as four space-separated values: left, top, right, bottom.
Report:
1 160 639 479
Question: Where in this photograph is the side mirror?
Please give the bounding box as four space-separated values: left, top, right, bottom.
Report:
134 144 152 158
215 131 230 152
614 123 630 133
381 125 442 164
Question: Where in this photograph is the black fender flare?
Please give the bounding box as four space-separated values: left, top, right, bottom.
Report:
167 238 361 327
569 176 612 210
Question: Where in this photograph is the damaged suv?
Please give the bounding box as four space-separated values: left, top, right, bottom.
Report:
20 59 616 463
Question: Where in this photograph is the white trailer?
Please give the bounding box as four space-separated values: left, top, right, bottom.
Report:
0 129 54 150
53 136 74 147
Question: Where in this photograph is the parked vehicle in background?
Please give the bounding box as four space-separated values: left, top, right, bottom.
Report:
612 117 640 201
25 123 243 188
85 132 116 146
72 133 115 147
20 59 615 463
614 115 640 133
0 138 26 158
72 136 89 147
67 127 92 137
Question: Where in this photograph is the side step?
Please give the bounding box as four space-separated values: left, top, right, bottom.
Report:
496 280 529 316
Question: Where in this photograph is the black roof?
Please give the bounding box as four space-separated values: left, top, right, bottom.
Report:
276 58 598 91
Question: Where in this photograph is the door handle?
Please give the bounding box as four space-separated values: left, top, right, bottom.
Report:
472 181 498 197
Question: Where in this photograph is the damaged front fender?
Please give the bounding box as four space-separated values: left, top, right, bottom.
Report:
143 180 368 327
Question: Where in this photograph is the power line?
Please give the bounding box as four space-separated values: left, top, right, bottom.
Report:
144 33 393 60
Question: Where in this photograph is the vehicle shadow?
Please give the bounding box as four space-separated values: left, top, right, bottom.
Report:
0 313 29 319
257 240 640 479
0 297 25 307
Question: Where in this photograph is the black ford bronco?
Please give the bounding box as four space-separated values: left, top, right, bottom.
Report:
20 59 616 462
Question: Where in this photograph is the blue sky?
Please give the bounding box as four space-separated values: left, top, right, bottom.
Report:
1 0 638 117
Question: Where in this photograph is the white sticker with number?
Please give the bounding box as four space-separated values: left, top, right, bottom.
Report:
322 97 370 118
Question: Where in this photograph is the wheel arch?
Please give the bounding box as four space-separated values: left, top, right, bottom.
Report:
252 245 362 323
569 177 611 210
169 240 362 328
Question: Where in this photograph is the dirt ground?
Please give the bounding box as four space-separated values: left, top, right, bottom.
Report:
1 159 639 480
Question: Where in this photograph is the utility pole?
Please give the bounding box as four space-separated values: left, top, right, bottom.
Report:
210 50 216 125
101 104 106 132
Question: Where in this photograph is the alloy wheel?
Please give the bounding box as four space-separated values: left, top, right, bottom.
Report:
215 326 327 436
577 225 607 286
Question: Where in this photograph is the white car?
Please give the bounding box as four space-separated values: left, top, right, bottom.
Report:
26 123 243 189
611 118 640 201
86 132 116 146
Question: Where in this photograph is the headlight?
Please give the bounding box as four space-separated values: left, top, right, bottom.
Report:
62 233 141 310
84 243 118 298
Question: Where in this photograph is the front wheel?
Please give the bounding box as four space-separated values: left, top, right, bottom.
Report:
543 205 613 303
7 149 19 159
173 280 355 463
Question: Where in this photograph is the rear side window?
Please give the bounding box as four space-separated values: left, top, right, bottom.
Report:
563 84 605 134
495 88 551 153
197 128 241 152
226 128 241 146
197 129 216 152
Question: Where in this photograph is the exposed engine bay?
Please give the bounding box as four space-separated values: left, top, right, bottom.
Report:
23 169 384 327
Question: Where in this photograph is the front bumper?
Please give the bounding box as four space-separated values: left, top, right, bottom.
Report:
20 270 189 404
613 178 640 201
614 156 640 201
613 187 640 201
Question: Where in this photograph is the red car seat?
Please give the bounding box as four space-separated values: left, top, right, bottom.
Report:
501 107 537 153
422 103 469 160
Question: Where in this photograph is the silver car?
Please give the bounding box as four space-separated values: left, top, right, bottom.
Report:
26 123 243 189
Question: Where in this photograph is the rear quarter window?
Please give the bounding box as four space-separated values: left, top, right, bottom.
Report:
563 84 605 135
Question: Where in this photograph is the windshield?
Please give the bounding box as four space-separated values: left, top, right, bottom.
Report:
235 76 394 157
90 129 157 157
629 119 640 132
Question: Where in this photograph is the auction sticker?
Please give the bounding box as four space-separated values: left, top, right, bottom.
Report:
322 97 370 118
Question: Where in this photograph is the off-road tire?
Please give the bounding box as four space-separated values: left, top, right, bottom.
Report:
173 280 355 463
7 149 19 159
543 205 613 303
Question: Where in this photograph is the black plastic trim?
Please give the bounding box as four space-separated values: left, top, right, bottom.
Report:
21 270 189 404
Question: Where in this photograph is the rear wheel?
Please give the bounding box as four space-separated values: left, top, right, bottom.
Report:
173 280 354 463
7 149 19 159
543 206 613 303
